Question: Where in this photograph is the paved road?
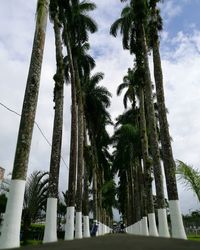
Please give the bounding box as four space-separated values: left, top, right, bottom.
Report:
21 234 200 250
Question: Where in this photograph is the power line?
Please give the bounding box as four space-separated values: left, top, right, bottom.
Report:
0 101 68 169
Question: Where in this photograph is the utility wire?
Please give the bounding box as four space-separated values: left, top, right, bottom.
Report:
0 101 68 169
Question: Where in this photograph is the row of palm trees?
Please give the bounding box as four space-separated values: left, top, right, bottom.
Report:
110 0 186 239
0 0 114 248
0 0 187 248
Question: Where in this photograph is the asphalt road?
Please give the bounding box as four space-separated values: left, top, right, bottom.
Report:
20 234 200 250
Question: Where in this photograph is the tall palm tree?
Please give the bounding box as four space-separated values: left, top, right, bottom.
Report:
133 0 169 237
62 0 97 240
74 45 95 237
0 1 50 248
95 125 112 233
63 24 78 241
82 126 92 238
148 0 186 239
75 45 95 238
112 123 140 220
83 71 112 226
117 66 158 235
43 0 65 243
177 160 200 202
110 0 169 237
75 43 96 239
138 80 158 236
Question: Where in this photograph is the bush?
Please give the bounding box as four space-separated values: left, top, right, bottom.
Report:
21 224 45 242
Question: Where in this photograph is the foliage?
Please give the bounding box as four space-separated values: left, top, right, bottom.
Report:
22 224 45 244
23 171 49 222
22 171 49 243
176 160 200 202
117 68 139 109
101 179 117 217
183 210 200 228
187 236 200 241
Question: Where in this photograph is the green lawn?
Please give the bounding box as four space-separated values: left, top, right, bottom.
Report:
21 240 42 246
187 235 200 241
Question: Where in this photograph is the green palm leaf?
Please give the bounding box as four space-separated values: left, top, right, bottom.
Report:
176 160 200 202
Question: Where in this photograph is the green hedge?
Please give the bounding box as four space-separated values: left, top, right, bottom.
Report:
21 224 45 241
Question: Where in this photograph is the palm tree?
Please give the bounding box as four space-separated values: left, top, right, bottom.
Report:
43 0 65 243
73 44 95 237
62 0 97 240
63 25 78 241
148 0 186 239
0 1 50 248
177 161 200 202
117 68 137 109
138 80 158 236
112 122 142 226
75 44 96 239
110 0 169 237
82 134 92 237
83 71 112 227
101 179 116 221
22 171 48 244
117 66 158 236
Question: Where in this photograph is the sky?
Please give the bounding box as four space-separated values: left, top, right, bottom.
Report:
0 0 200 215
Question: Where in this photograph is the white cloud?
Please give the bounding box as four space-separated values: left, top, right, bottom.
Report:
161 0 193 23
161 0 182 22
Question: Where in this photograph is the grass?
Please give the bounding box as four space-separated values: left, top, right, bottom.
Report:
187 234 200 241
21 240 42 246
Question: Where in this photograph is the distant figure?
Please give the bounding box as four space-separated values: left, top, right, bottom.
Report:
112 222 117 233
120 222 125 233
91 220 98 237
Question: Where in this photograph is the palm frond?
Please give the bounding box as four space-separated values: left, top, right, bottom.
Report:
117 83 129 96
110 18 123 37
176 160 200 202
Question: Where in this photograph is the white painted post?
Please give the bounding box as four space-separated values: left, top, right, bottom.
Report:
158 208 170 237
169 200 187 239
148 213 158 236
43 198 58 243
64 206 75 240
0 180 25 249
75 212 82 239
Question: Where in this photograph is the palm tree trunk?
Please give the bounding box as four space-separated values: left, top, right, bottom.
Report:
99 169 105 236
0 1 49 248
93 167 98 222
139 86 158 236
82 159 90 237
82 120 90 238
128 148 135 225
97 170 102 231
127 167 134 224
137 158 149 236
125 171 131 226
136 23 170 237
75 103 84 239
88 129 99 223
151 7 186 239
43 13 64 243
64 28 77 241
73 57 84 239
133 160 142 234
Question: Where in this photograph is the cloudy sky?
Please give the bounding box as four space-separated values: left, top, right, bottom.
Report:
0 0 200 214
